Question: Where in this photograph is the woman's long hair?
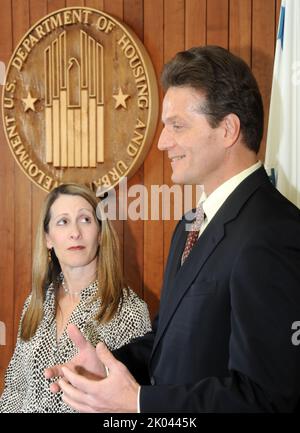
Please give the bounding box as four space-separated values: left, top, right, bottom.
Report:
21 183 124 341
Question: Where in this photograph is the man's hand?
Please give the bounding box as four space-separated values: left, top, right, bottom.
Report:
58 342 140 413
44 323 106 392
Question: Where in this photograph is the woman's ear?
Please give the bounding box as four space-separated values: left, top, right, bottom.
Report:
45 233 52 249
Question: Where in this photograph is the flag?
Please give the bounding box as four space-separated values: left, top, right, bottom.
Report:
265 0 300 208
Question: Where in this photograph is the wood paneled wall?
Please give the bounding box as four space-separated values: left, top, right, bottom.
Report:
0 0 281 392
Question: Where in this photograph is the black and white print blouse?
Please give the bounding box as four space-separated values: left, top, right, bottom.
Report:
0 282 152 413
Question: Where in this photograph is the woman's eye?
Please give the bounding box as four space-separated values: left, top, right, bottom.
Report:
57 218 68 226
79 216 91 223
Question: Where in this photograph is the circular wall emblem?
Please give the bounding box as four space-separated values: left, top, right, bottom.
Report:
2 7 159 192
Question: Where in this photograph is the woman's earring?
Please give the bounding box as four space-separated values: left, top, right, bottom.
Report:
48 248 52 263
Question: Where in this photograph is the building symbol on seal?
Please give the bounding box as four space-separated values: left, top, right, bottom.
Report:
44 30 104 168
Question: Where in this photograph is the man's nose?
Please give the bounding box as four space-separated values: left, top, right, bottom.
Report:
157 127 174 151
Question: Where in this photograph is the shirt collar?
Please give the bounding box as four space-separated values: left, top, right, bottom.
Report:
200 161 262 225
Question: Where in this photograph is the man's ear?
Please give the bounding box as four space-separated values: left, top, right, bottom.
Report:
222 113 241 147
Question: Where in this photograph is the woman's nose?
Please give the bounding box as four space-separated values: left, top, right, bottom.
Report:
69 224 81 239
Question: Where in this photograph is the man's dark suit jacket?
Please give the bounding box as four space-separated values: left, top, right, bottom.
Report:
115 167 300 412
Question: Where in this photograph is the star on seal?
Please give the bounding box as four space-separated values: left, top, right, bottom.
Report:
22 91 38 112
113 87 130 109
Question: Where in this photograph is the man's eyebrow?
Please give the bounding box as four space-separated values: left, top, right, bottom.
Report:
161 115 181 124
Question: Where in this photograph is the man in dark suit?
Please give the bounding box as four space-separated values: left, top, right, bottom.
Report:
46 46 300 412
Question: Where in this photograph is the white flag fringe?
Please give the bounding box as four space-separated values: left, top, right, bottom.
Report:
265 0 300 208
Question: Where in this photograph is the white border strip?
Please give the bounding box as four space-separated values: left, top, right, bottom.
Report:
0 60 6 85
0 321 6 346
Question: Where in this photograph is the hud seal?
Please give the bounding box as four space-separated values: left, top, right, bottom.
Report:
2 7 159 192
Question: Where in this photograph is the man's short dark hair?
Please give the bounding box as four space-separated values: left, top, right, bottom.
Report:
161 46 264 153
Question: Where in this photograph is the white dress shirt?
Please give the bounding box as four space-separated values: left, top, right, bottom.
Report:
199 161 262 236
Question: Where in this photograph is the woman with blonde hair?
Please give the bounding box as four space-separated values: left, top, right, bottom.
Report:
0 183 151 413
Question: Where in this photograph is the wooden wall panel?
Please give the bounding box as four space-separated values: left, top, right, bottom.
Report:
66 0 84 6
11 0 32 348
229 0 252 65
143 0 164 315
103 0 125 275
0 0 14 399
123 0 144 299
48 0 66 11
185 0 206 49
163 0 184 267
207 0 229 48
0 0 280 393
30 0 47 282
104 0 123 17
85 0 104 10
30 0 47 22
124 0 144 40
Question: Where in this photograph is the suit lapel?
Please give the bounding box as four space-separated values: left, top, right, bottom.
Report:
154 218 225 354
162 221 186 289
152 166 271 358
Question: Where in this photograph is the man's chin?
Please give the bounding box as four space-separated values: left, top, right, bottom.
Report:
171 174 185 185
171 174 197 186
